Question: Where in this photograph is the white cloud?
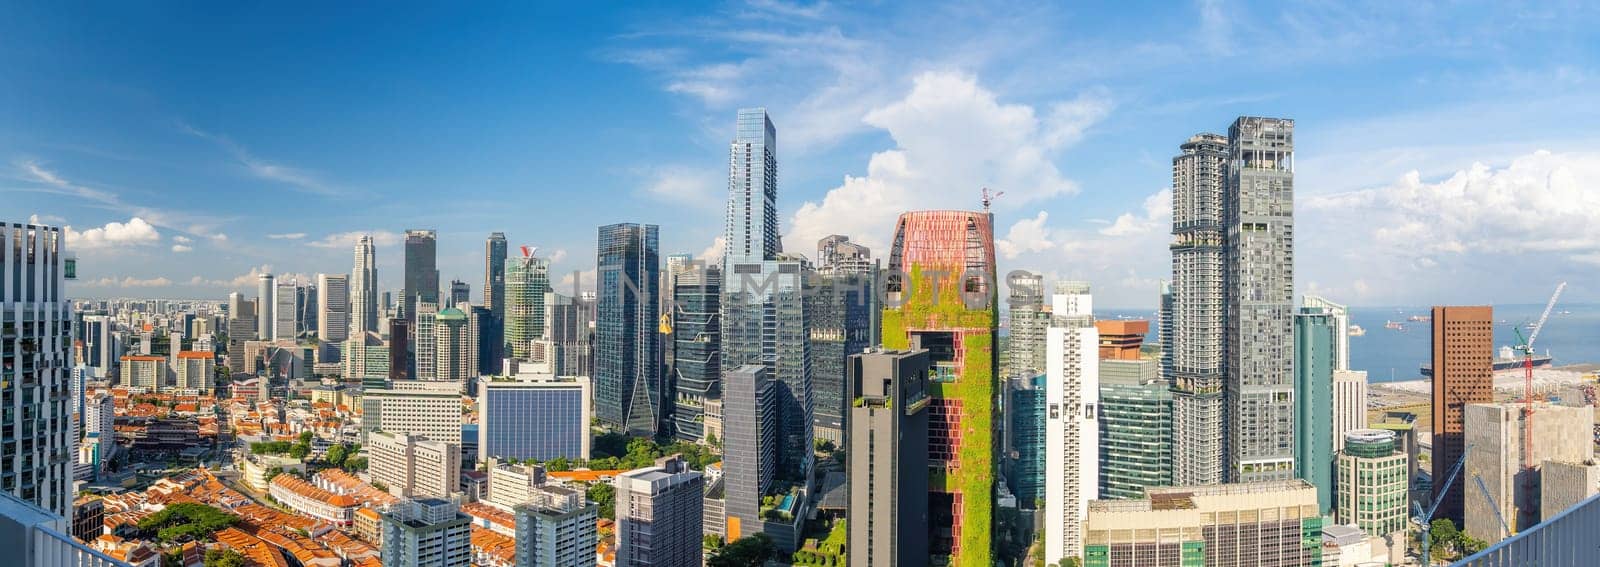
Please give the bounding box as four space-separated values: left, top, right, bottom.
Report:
997 211 1056 259
65 217 161 250
547 249 569 264
556 268 598 295
1099 189 1171 236
268 233 307 240
642 166 721 208
785 71 1109 252
181 123 344 197
27 213 66 225
83 276 172 288
171 244 192 253
307 230 403 249
173 235 194 244
698 236 727 262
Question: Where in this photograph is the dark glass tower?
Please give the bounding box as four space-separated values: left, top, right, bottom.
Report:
671 266 720 442
403 229 439 322
484 232 507 373
595 223 661 436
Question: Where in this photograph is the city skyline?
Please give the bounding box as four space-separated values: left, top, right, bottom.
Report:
8 2 1600 308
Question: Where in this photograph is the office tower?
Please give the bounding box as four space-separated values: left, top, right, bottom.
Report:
469 305 495 376
361 380 464 445
258 273 276 339
0 223 73 516
447 280 469 308
809 237 875 444
319 274 350 344
1045 282 1099 563
300 282 318 336
404 229 440 322
380 498 472 567
513 486 599 567
720 365 781 544
389 318 413 381
433 307 475 383
353 234 380 336
1464 402 1595 542
816 234 871 276
1292 306 1335 514
1302 295 1349 370
414 301 439 380
120 355 165 390
670 266 720 443
482 233 508 373
275 281 298 341
505 249 550 362
343 333 390 382
1371 411 1420 500
1225 116 1296 483
1168 132 1227 487
1005 374 1047 507
1084 480 1323 567
595 223 662 435
80 314 115 378
1430 305 1493 523
1 490 126 566
174 351 213 392
615 455 705 567
382 291 394 316
369 430 461 499
881 210 998 565
545 293 592 377
1336 429 1409 540
727 107 780 263
1332 370 1369 453
846 348 931 567
1099 357 1172 500
1095 320 1148 361
477 376 592 463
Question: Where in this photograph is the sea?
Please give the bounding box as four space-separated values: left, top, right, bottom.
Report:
1096 303 1600 384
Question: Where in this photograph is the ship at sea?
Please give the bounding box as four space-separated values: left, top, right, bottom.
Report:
1385 320 1404 331
1348 324 1366 337
1421 345 1553 377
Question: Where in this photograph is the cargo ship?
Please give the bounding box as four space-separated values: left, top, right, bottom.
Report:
1420 346 1552 377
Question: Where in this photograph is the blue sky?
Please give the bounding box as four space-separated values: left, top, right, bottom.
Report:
5 1 1600 307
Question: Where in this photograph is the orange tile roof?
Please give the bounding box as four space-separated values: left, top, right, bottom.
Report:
547 469 624 483
461 502 516 530
272 475 358 508
215 527 290 567
471 526 517 566
178 351 214 359
121 355 166 362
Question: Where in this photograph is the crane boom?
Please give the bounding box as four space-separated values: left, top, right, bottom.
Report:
1417 444 1474 566
1474 474 1513 539
1525 281 1566 352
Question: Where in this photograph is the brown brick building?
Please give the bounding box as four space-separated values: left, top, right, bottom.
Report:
1431 305 1494 522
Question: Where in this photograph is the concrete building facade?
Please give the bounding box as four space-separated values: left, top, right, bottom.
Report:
1464 402 1596 543
1083 480 1323 567
1431 305 1494 523
615 455 704 567
1045 282 1099 563
845 348 930 567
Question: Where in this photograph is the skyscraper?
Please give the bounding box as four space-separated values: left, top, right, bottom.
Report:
1336 429 1409 540
1224 116 1296 483
1 221 74 516
1332 370 1369 453
483 232 507 372
389 318 412 381
258 273 276 340
275 281 298 341
318 274 350 344
433 307 475 383
1293 306 1335 514
1005 271 1049 379
1045 282 1099 563
615 455 705 567
414 302 439 380
809 237 874 444
670 265 720 443
846 348 931 567
1302 295 1350 370
816 235 871 276
1098 357 1172 500
505 248 550 362
1169 132 1228 487
595 223 661 435
1431 305 1493 523
352 234 379 336
726 107 779 263
545 293 592 377
447 280 469 308
720 365 781 547
880 209 998 565
403 229 440 322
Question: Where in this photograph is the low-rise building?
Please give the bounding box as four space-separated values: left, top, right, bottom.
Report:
270 474 359 526
1084 480 1323 567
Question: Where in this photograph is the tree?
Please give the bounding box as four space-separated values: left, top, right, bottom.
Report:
371 480 388 492
587 482 616 519
325 444 349 468
298 431 314 444
289 443 311 460
546 456 572 472
1429 518 1459 552
343 456 368 472
205 548 247 567
263 466 284 484
708 534 775 567
704 534 724 550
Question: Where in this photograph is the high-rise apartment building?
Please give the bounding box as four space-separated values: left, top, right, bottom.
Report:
726 107 780 263
595 223 661 435
403 230 440 322
1332 370 1369 453
505 249 550 362
513 485 598 567
258 273 276 340
881 209 998 565
0 222 74 516
433 307 476 383
1168 132 1228 487
1084 480 1323 567
352 234 379 336
174 351 213 392
846 348 931 567
1046 282 1099 563
816 235 871 276
275 281 299 341
1431 305 1493 523
1224 116 1296 483
671 266 720 443
120 355 166 391
615 455 705 567
414 301 439 380
483 232 507 374
1293 306 1335 514
1336 429 1409 540
318 273 350 344
1302 295 1349 370
477 376 591 463
808 238 874 444
368 430 461 499
1005 272 1049 379
1098 358 1172 500
380 498 472 567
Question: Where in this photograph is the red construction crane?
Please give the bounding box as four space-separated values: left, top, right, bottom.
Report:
1513 281 1565 470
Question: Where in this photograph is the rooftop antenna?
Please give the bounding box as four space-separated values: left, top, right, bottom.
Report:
981 187 1005 212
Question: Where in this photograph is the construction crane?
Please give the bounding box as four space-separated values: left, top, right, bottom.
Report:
981 187 1004 211
1414 444 1472 566
1513 282 1565 469
1473 473 1514 540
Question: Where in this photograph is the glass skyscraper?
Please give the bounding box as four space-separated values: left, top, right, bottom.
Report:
1294 306 1336 514
671 266 720 443
807 240 875 444
596 223 661 436
1006 374 1047 508
505 251 550 362
483 232 507 373
1098 359 1173 500
403 229 439 322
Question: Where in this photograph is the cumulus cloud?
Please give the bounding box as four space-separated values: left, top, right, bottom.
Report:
268 233 307 240
64 217 161 250
171 244 192 253
642 166 721 209
785 71 1110 253
1099 189 1172 236
307 230 402 249
997 211 1057 259
698 235 727 262
173 235 194 244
